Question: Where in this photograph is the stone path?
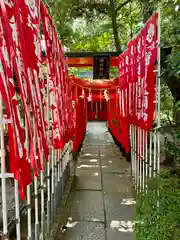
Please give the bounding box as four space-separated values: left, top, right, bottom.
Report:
62 122 135 240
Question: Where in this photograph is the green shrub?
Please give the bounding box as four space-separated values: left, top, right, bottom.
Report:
134 169 180 240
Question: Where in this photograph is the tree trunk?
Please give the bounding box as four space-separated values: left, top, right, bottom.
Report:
162 47 180 106
110 0 121 53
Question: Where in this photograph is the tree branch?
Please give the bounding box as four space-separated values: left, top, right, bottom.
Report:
115 0 132 13
71 2 110 18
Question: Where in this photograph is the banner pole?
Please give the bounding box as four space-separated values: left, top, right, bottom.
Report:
33 122 40 240
156 6 161 177
156 5 161 212
134 126 137 189
0 93 8 239
26 118 32 240
145 130 148 192
142 129 145 191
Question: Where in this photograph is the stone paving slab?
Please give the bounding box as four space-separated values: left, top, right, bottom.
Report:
70 190 104 221
76 160 100 170
103 173 133 195
100 153 117 158
106 228 134 240
78 156 100 163
101 158 130 173
104 192 135 222
81 148 99 154
76 169 102 190
62 122 134 240
79 153 99 159
101 156 127 164
64 222 105 240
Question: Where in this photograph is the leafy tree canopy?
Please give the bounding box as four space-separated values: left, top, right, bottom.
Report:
44 0 180 101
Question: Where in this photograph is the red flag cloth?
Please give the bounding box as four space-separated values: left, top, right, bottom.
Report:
118 50 129 90
0 0 74 199
118 12 158 131
98 111 107 121
0 7 32 199
134 13 157 130
140 63 156 130
41 3 65 149
2 0 46 174
88 111 96 121
5 0 39 173
108 98 130 153
128 39 137 83
118 92 130 153
17 0 49 163
41 2 73 149
145 13 158 66
73 98 87 152
127 40 137 125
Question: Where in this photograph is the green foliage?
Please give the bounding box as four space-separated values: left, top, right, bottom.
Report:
159 0 180 78
134 169 180 240
68 67 118 78
44 0 179 81
44 0 180 103
69 18 114 52
110 67 118 78
44 0 141 51
68 67 92 77
164 137 180 162
160 83 174 124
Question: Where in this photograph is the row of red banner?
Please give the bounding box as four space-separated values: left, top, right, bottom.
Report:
118 12 158 131
0 1 74 198
108 12 158 153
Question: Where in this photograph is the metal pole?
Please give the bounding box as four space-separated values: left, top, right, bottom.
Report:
137 128 141 193
24 82 32 240
34 174 39 240
47 159 51 233
40 169 45 239
51 148 55 223
46 69 51 234
135 82 138 191
153 131 157 178
60 150 62 198
134 126 137 189
0 93 8 239
61 150 64 195
57 150 61 203
156 7 161 177
130 125 134 181
14 180 21 240
27 185 32 240
149 132 152 178
26 116 32 240
142 129 145 191
145 130 148 191
139 128 142 192
156 7 161 210
54 150 57 217
33 124 39 240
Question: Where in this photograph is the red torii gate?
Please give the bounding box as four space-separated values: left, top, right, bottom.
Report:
66 52 118 68
66 51 119 121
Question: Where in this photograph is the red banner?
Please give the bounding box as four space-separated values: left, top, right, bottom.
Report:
0 0 74 198
41 3 74 149
118 12 158 131
73 98 87 152
108 98 129 153
0 3 32 199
